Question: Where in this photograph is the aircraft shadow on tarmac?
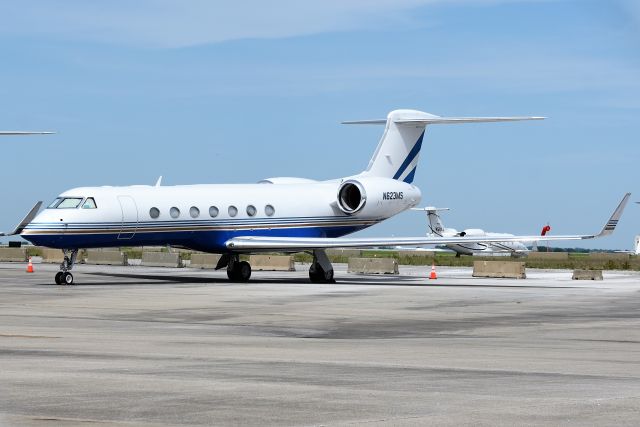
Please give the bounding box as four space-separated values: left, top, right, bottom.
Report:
33 271 580 289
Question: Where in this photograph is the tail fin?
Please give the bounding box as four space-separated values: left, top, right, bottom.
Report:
345 109 544 183
411 207 450 236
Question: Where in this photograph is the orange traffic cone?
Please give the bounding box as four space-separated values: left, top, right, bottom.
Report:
26 257 34 273
429 262 437 280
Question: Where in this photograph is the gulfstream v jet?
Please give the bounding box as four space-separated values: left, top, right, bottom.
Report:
2 109 630 284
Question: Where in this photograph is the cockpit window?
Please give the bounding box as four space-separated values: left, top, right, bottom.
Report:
56 197 84 209
47 198 62 209
82 197 97 209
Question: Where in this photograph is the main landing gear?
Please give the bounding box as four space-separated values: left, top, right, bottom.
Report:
55 249 78 285
216 250 335 284
309 249 335 283
225 254 252 283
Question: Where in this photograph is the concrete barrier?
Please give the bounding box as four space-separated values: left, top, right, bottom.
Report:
141 251 181 268
348 257 399 275
527 252 569 260
189 253 222 269
41 248 64 264
572 269 603 280
85 250 127 266
473 261 526 279
249 255 295 271
0 247 27 262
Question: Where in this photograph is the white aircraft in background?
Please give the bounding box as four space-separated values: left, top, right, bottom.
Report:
413 207 531 256
0 109 630 285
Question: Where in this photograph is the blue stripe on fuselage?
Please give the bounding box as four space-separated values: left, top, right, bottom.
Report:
21 224 371 252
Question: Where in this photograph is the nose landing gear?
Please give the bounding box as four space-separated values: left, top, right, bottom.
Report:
55 249 78 285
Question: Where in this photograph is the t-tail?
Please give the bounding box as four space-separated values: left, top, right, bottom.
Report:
344 109 544 183
411 207 451 236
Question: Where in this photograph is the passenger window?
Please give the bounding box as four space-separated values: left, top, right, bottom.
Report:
247 205 257 217
82 197 97 209
209 206 219 218
170 207 180 218
190 206 200 218
149 207 160 219
56 198 83 209
228 206 238 217
265 204 275 216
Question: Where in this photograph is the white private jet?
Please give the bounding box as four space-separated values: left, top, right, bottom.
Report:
414 207 531 256
2 109 630 285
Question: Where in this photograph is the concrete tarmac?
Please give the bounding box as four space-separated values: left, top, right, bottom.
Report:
1 262 639 426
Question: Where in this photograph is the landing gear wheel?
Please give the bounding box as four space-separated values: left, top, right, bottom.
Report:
309 264 334 283
226 266 238 281
62 272 74 285
227 261 252 282
237 261 251 282
55 272 63 285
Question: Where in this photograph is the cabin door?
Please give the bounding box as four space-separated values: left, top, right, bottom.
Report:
117 196 138 240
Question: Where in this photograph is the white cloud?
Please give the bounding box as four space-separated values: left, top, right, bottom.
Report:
1 0 546 48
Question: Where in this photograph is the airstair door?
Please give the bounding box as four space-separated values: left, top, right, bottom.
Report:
117 196 138 240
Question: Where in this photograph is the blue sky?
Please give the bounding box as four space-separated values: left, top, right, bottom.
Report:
1 0 638 249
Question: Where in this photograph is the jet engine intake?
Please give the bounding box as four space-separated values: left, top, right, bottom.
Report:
337 180 366 214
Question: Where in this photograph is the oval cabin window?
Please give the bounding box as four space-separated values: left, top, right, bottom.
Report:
265 204 275 216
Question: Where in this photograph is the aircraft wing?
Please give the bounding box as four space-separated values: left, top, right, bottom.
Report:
0 131 54 135
226 193 630 252
0 201 42 237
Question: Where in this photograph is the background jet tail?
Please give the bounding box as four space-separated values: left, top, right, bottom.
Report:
411 207 450 236
345 109 543 184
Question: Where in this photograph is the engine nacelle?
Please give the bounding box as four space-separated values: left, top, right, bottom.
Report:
336 176 421 217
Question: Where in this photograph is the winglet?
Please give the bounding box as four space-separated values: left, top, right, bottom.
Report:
0 201 42 236
155 176 163 187
593 193 631 238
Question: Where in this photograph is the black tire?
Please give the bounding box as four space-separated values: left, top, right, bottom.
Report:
227 266 239 281
237 261 251 282
55 272 63 285
309 264 334 283
62 272 74 285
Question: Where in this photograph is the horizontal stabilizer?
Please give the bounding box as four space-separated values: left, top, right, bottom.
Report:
343 115 545 125
411 207 451 212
